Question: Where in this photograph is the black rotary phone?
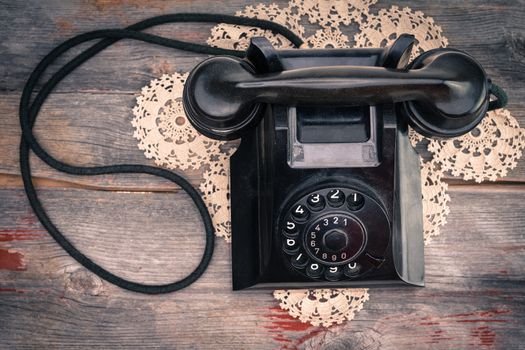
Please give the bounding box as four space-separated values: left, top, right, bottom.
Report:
21 14 506 294
183 35 494 290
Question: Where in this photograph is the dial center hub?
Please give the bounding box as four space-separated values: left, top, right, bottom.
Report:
323 229 349 252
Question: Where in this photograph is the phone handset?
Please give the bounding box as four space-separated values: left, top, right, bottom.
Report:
183 41 490 140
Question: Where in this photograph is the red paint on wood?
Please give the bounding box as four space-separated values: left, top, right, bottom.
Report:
471 326 496 347
268 306 287 313
501 245 525 252
264 308 312 332
421 310 511 325
271 321 312 332
420 309 511 325
414 308 511 347
456 319 508 323
0 288 25 294
477 310 510 317
436 309 511 320
266 313 301 321
0 230 44 242
0 249 26 271
272 336 292 343
264 305 325 349
427 329 453 344
417 310 510 347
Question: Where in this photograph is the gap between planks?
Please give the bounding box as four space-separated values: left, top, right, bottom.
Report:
0 173 181 193
0 173 524 193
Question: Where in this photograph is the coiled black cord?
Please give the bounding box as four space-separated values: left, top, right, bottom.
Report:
19 13 303 294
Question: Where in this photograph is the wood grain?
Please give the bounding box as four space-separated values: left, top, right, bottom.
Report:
0 0 524 349
1 186 524 349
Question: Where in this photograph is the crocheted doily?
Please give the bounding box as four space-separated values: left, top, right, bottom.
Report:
420 160 450 244
427 109 525 183
273 288 369 327
131 73 234 240
131 0 524 328
131 72 226 171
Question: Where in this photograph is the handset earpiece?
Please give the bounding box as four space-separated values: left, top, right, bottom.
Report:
183 56 264 140
183 43 490 140
401 48 489 137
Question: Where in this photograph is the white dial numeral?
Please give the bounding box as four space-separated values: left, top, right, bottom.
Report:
286 221 296 230
333 216 339 224
286 239 295 247
310 232 316 239
311 194 320 203
329 267 338 273
341 253 347 259
314 248 320 254
322 253 327 259
330 190 340 199
323 219 329 226
332 255 337 261
294 205 304 214
310 263 319 271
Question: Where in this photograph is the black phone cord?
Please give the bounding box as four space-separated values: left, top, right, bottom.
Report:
19 13 303 294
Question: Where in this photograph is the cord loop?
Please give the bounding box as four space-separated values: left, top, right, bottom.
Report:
19 13 303 294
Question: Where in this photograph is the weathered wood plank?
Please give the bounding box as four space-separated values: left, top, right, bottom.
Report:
0 92 207 190
1 91 524 189
1 0 524 94
0 185 524 349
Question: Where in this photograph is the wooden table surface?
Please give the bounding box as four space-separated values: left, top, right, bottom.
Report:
1 0 524 349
